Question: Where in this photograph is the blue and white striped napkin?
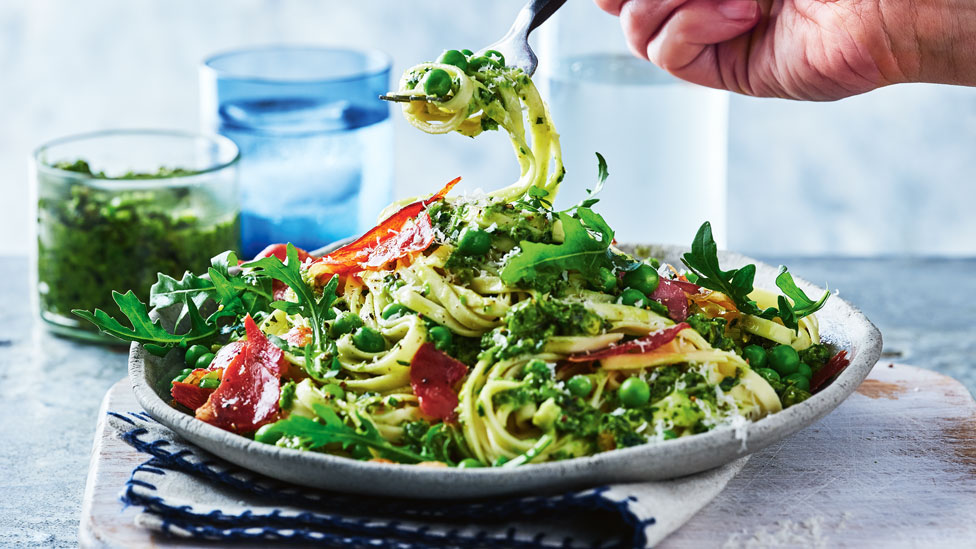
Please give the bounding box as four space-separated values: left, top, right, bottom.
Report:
107 411 746 548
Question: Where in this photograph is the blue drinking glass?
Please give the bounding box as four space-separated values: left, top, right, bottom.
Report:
201 46 393 257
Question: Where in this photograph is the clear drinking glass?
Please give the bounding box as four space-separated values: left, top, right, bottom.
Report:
200 46 394 258
31 130 240 343
537 3 729 246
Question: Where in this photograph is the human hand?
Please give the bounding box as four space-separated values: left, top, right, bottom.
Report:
594 0 976 100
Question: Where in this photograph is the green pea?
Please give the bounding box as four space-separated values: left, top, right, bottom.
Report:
457 458 484 469
620 288 648 308
797 363 813 379
768 345 800 376
457 228 491 256
567 375 593 398
195 352 216 370
381 303 411 320
618 377 650 408
755 368 781 384
353 327 386 353
184 345 208 367
254 423 282 444
423 68 452 97
593 267 617 293
524 359 550 379
437 49 468 71
331 312 363 337
172 373 189 384
460 49 473 57
322 383 345 400
429 325 453 351
784 373 810 391
199 377 220 390
467 55 491 72
483 49 505 66
621 264 660 295
742 344 768 368
181 368 193 375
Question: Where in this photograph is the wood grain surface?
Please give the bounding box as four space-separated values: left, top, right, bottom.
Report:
79 364 976 548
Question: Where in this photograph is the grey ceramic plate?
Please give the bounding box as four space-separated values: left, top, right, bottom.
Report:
129 244 882 499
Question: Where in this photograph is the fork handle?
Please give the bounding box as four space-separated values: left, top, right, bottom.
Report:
525 0 568 34
504 0 568 42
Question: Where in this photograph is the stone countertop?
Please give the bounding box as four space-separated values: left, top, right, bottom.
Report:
1 255 973 548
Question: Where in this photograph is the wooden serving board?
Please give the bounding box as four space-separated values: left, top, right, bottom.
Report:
80 364 976 548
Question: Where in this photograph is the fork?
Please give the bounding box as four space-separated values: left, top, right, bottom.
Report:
381 0 567 103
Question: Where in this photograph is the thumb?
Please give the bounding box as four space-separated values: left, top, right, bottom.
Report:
647 0 760 85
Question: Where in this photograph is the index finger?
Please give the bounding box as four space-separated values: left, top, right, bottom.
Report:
594 0 629 16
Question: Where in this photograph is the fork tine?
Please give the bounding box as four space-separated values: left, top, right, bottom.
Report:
379 94 445 103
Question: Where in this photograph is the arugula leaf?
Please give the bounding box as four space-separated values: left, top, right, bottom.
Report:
150 271 213 311
72 290 218 355
500 208 614 292
258 404 426 464
242 244 337 344
518 185 554 213
241 244 340 377
596 152 609 185
682 222 760 312
209 250 238 278
401 421 462 464
197 249 273 323
577 152 609 209
206 266 273 323
146 250 274 326
681 222 829 332
149 271 215 328
775 267 830 318
304 340 342 381
74 246 279 352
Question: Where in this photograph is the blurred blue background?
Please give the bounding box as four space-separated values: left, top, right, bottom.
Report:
3 0 975 256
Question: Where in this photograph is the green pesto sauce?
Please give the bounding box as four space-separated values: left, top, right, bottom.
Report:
36 160 240 325
492 363 734 455
484 296 608 359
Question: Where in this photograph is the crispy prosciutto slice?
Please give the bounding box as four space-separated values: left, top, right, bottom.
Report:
410 342 468 423
810 350 851 392
650 279 691 321
284 326 312 347
170 341 247 410
567 323 690 362
668 279 704 294
195 315 284 434
210 340 246 369
171 376 217 411
309 177 460 278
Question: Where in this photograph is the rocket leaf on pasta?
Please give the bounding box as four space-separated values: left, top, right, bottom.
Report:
257 404 427 464
501 208 614 293
72 290 218 356
241 244 341 378
681 222 829 331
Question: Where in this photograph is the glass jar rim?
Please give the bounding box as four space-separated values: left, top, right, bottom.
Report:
33 129 241 184
201 45 392 84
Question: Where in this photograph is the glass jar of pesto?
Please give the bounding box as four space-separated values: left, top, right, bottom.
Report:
31 130 241 343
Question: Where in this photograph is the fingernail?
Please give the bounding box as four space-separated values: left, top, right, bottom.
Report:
718 0 759 20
